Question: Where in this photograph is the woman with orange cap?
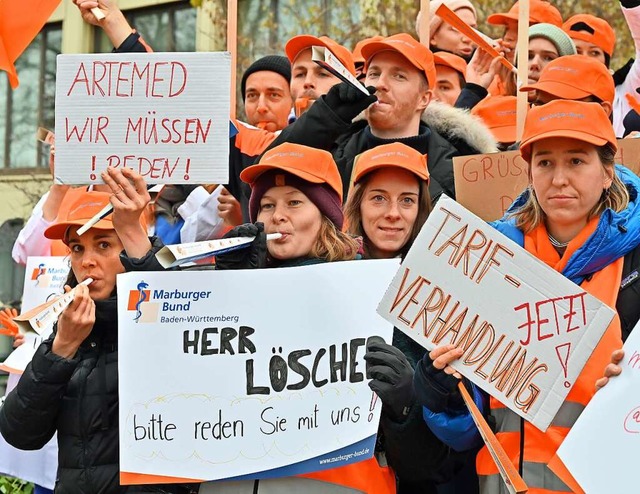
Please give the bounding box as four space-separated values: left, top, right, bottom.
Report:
416 100 640 493
343 143 479 493
204 142 395 494
0 169 196 494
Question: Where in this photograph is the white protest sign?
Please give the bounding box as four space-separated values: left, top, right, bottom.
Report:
557 324 640 493
55 52 230 185
117 260 397 482
20 256 69 312
377 196 615 432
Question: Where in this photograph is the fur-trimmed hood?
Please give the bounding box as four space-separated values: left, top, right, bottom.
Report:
422 101 498 155
354 100 499 154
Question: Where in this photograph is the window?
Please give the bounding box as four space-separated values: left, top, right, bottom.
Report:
0 23 62 170
94 1 197 53
0 218 26 307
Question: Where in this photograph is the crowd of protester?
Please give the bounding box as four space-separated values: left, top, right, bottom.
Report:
1 0 640 492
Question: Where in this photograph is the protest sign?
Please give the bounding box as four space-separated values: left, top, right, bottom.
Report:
377 196 615 432
54 52 230 185
557 322 640 493
454 150 528 221
454 139 640 221
0 256 68 374
117 260 397 483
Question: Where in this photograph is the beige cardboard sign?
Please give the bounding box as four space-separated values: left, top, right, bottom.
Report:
454 139 640 222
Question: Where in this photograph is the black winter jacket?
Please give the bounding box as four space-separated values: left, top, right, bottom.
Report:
265 96 498 202
0 298 126 493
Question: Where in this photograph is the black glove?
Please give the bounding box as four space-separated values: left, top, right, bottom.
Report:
364 337 415 421
215 222 267 270
414 351 467 414
323 81 377 122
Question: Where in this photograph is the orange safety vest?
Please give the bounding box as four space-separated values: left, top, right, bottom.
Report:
476 219 623 494
301 457 396 494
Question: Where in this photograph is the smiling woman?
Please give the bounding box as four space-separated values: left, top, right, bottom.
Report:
345 142 431 260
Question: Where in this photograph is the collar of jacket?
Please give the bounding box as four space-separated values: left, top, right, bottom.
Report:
353 101 498 155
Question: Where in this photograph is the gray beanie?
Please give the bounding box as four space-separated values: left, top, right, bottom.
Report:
529 23 577 57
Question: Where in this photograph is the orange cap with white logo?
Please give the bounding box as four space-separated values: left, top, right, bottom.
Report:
519 100 617 163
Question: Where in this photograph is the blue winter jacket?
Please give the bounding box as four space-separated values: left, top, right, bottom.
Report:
422 164 640 451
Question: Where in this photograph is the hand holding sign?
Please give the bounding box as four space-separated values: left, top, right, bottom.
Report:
595 349 625 390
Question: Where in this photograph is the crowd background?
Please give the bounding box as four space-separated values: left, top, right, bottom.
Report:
0 0 638 492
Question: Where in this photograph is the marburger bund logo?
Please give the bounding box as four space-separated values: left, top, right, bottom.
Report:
127 281 212 323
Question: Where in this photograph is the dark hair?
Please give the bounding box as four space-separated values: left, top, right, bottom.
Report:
344 170 432 258
568 23 611 68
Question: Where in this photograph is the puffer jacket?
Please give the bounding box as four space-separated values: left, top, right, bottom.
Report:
265 96 498 202
0 296 195 494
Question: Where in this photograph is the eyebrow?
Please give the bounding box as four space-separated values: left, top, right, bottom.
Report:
261 189 305 200
533 149 590 156
369 188 419 195
246 86 286 93
529 50 558 56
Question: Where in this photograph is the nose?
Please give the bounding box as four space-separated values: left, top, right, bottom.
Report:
551 166 569 187
257 94 268 114
270 203 287 223
530 53 541 71
374 72 389 93
81 251 97 269
303 73 316 90
384 200 401 220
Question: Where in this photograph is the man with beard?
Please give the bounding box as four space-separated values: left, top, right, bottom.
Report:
268 33 498 202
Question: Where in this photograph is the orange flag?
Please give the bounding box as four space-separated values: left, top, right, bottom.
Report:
0 0 61 88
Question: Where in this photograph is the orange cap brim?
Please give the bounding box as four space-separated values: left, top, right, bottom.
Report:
44 218 114 241
240 164 327 187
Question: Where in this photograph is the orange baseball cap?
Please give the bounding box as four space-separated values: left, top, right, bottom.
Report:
434 52 468 79
353 36 384 65
285 35 356 76
488 0 563 28
45 191 114 240
520 100 617 163
360 33 437 88
520 55 615 105
353 143 429 184
471 96 517 144
563 14 616 57
240 142 343 202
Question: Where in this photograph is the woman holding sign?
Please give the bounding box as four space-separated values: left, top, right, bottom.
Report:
200 142 396 493
416 100 640 493
344 143 477 493
0 170 194 494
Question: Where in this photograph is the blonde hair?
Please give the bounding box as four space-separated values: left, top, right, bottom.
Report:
344 173 432 258
310 216 359 262
511 144 629 232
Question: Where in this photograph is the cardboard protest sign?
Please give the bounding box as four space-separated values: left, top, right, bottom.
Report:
557 323 640 493
454 139 640 221
55 52 230 185
377 196 615 432
454 150 528 221
117 260 397 483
